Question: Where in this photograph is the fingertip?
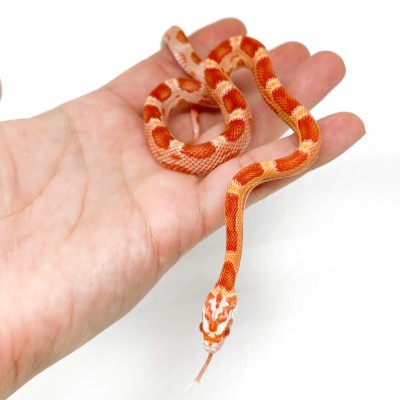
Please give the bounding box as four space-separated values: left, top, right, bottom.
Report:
316 50 347 84
197 17 247 37
339 111 366 142
334 111 365 138
318 112 366 161
282 41 310 58
330 51 346 77
270 41 311 75
189 18 247 58
212 17 247 36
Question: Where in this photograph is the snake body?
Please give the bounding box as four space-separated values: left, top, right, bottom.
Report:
144 26 321 380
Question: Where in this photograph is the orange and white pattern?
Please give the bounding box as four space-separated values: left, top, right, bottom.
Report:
144 26 322 381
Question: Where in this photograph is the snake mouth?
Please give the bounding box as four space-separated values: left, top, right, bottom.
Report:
201 329 229 353
203 338 224 353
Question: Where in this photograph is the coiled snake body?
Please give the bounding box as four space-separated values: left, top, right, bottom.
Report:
144 26 321 381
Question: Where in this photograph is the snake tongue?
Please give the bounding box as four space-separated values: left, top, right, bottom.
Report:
194 352 214 383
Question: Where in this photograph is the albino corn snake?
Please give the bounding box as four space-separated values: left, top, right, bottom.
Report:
144 26 322 382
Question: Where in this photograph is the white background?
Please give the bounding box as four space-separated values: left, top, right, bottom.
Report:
1 0 399 399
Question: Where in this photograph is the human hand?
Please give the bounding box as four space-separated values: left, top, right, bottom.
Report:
0 18 364 398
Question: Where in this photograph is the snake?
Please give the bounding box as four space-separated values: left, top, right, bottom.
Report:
144 26 322 382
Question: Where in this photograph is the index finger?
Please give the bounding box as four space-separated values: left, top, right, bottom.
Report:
106 18 247 112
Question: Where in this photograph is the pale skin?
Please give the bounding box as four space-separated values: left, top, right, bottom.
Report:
0 18 364 398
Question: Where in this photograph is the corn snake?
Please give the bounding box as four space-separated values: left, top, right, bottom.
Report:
144 26 322 382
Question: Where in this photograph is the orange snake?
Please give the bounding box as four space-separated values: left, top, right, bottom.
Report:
144 26 322 382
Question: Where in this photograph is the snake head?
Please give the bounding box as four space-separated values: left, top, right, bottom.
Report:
199 288 238 353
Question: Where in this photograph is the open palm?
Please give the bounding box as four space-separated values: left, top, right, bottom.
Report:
0 18 364 397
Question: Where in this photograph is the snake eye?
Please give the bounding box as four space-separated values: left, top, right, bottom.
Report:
199 322 204 333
